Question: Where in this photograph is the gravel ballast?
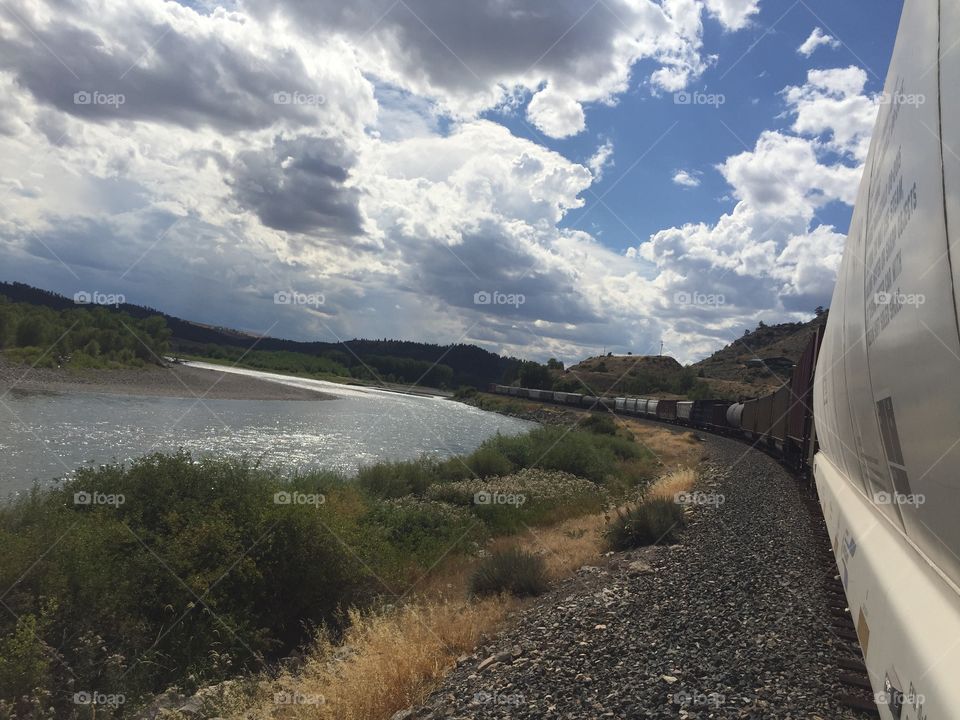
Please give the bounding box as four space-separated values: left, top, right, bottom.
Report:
411 434 865 719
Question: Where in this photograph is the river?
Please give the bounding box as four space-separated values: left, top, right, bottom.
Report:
0 362 536 499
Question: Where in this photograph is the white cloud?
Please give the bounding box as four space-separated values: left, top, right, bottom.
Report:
587 140 615 182
526 86 587 138
673 169 701 187
703 0 761 30
0 0 878 366
798 27 841 57
783 66 879 161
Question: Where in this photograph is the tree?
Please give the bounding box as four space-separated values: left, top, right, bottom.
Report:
814 305 825 316
546 358 564 370
518 361 552 390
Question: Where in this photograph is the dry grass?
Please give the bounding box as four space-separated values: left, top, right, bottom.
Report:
226 598 515 720
617 421 701 470
645 467 697 502
491 512 606 580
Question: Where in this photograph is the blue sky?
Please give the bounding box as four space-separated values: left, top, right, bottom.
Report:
0 0 906 362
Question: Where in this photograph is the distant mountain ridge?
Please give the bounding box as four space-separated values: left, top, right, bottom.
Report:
0 281 520 389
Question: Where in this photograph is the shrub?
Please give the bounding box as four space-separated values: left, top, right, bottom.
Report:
463 446 514 479
361 497 481 573
0 454 373 712
356 457 440 498
469 547 548 598
604 497 685 551
426 469 605 533
578 412 618 435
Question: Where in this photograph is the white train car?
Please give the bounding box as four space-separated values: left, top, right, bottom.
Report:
814 1 960 716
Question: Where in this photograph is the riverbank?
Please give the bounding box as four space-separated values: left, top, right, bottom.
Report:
0 415 681 719
0 355 334 400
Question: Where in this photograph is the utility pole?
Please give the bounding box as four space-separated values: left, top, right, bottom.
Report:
659 340 664 357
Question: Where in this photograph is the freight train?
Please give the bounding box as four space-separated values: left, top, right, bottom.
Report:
488 320 823 471
492 2 960 717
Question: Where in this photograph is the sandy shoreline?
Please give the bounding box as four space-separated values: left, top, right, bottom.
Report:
0 357 335 401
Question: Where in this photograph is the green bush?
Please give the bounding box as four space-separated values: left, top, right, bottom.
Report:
360 497 481 572
0 454 371 713
469 547 548 598
578 412 618 435
426 469 605 533
604 497 685 550
356 457 441 498
462 446 514 479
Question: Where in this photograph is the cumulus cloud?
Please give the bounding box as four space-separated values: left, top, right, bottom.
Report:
703 0 761 30
587 140 615 182
782 66 879 161
798 27 841 57
0 0 876 365
526 85 586 138
632 68 875 350
241 0 725 138
673 169 701 187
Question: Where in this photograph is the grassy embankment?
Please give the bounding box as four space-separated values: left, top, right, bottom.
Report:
0 413 701 720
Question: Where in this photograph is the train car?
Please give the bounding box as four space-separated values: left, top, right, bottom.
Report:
580 395 599 408
770 386 790 444
787 327 824 465
507 386 519 397
813 1 960 715
726 402 744 430
676 401 693 423
741 398 758 437
636 398 649 415
754 394 773 439
623 398 636 414
656 399 677 421
645 399 659 417
614 397 626 411
692 400 731 430
540 390 554 402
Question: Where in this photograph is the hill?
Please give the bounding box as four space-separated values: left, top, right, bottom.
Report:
693 313 828 390
557 354 697 398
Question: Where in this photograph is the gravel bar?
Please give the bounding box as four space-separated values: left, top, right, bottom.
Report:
410 434 866 719
0 357 334 400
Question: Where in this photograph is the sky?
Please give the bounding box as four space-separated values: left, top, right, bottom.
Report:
0 0 905 363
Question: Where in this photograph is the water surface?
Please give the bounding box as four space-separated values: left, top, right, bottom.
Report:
0 364 535 498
